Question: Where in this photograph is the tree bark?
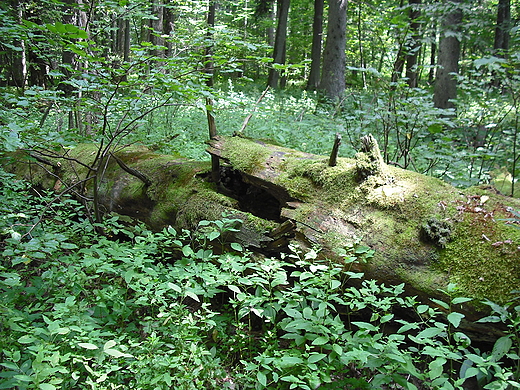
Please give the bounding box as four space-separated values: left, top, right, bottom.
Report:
319 0 348 101
433 0 462 110
306 0 324 91
268 0 290 88
204 1 220 183
493 0 510 57
151 0 165 59
391 42 406 84
428 22 437 84
405 0 422 88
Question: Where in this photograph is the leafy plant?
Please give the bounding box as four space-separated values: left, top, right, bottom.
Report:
1 172 520 389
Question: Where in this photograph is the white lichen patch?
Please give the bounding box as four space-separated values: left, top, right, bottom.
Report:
367 182 416 208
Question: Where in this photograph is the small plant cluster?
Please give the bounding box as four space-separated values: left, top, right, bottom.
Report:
1 169 519 390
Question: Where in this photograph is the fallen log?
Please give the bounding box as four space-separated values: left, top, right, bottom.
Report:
206 135 520 319
3 135 520 335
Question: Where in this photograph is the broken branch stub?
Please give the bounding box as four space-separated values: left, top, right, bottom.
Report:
328 132 342 167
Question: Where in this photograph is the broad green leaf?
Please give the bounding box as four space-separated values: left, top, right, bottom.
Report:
429 357 446 380
447 312 465 328
280 375 300 382
167 282 182 293
104 340 117 350
328 344 342 356
352 321 378 332
104 348 133 358
491 336 512 361
430 298 450 310
78 342 98 350
451 297 472 305
182 245 194 257
380 313 394 323
330 279 341 290
39 384 57 390
466 354 486 365
230 242 242 252
416 327 443 339
308 353 327 363
279 356 303 368
17 335 36 344
312 336 329 346
185 290 200 302
14 375 33 383
257 371 267 387
0 362 19 370
207 231 220 241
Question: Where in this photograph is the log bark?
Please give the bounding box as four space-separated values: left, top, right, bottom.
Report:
4 136 520 338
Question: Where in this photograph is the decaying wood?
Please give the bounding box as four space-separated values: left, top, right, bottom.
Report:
207 135 520 324
4 135 520 340
328 132 342 167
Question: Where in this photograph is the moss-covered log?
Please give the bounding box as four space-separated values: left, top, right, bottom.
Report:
3 136 520 332
206 135 520 315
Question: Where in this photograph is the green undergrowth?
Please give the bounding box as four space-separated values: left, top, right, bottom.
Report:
1 168 520 390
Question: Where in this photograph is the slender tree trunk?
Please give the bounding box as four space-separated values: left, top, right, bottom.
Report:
391 42 406 84
492 0 511 87
306 0 324 91
428 25 437 84
16 0 27 89
319 0 348 101
406 0 421 88
123 19 130 62
493 0 510 56
306 0 324 90
151 1 165 59
205 1 219 183
268 0 290 88
164 3 175 57
390 0 405 84
433 0 462 110
356 1 366 88
267 8 275 47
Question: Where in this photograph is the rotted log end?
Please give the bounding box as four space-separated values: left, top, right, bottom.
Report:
355 134 388 182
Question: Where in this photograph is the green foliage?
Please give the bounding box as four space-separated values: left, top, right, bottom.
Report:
1 171 519 389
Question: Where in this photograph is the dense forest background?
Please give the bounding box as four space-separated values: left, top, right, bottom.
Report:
0 0 519 189
1 0 520 389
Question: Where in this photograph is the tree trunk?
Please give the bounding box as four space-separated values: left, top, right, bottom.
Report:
355 1 366 88
60 0 83 97
493 0 510 56
391 43 406 84
7 136 520 333
319 0 348 101
306 0 324 91
151 0 165 59
204 1 220 183
428 22 437 84
268 0 290 88
433 0 462 110
405 0 421 88
164 2 175 57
